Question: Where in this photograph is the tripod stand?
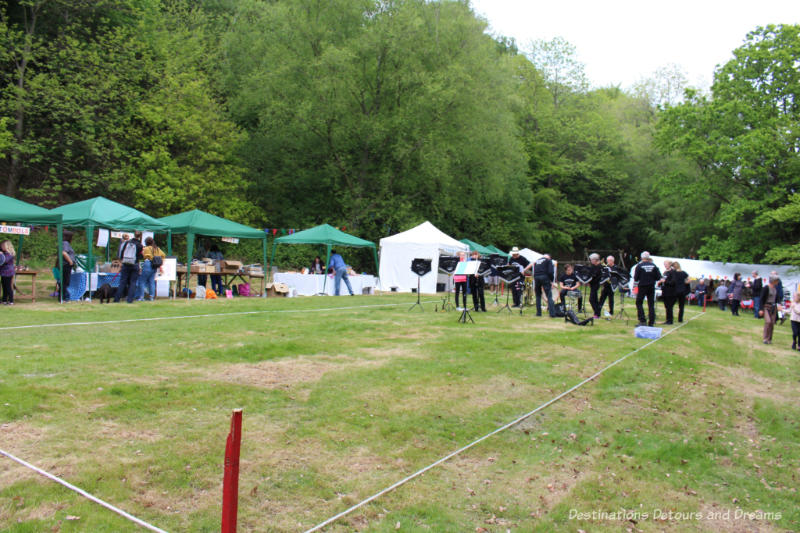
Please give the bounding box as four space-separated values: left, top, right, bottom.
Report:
497 280 513 313
441 273 455 312
408 275 423 311
409 258 432 312
614 287 631 324
457 301 474 323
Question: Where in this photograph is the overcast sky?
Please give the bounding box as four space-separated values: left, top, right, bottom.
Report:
470 0 800 91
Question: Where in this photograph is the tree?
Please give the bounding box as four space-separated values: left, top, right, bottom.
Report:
656 24 800 263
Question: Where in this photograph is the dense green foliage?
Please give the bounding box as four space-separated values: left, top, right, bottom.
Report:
1 1 798 266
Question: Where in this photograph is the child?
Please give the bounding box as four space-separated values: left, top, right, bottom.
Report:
790 291 800 351
0 240 16 305
453 251 468 310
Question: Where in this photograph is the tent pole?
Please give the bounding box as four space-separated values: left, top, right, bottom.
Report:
57 225 64 304
261 237 267 298
86 225 94 301
270 240 277 282
322 244 331 295
167 230 172 256
372 247 378 277
186 233 194 299
16 234 24 266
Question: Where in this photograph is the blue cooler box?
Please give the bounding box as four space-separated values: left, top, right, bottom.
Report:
634 326 663 339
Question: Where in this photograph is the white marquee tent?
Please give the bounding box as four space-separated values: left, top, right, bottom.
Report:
517 248 544 265
643 255 799 295
379 221 469 293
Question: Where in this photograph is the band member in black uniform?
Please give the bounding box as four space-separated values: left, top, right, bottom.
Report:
597 255 617 316
660 260 676 324
634 251 661 326
559 264 582 311
672 261 690 322
533 253 556 317
507 247 531 308
587 253 603 318
469 250 487 312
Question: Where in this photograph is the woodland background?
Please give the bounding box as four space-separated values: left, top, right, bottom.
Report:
2 0 799 268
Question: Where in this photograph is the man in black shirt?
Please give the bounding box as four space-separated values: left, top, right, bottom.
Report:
633 251 661 326
597 255 617 317
751 270 762 319
533 254 556 317
587 253 604 318
559 264 583 311
507 247 531 308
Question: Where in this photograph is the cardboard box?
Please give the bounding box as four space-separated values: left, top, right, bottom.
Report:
221 260 243 271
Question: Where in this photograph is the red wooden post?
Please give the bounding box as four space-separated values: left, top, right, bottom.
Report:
221 409 243 533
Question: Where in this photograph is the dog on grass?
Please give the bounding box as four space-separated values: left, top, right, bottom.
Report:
96 283 114 304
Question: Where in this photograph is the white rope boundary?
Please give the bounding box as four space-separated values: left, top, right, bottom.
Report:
0 448 169 532
0 301 440 332
304 311 705 532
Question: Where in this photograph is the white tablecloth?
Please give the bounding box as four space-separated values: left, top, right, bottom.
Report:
274 273 376 296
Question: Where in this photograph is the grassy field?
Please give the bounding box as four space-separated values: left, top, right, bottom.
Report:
1 293 798 532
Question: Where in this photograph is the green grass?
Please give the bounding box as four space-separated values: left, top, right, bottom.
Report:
1 295 798 532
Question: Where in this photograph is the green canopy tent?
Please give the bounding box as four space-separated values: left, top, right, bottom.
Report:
459 238 494 256
270 224 377 294
51 197 171 299
0 194 64 301
485 245 509 257
158 209 268 298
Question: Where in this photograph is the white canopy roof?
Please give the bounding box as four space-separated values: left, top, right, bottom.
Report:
379 221 467 253
517 248 544 264
648 255 800 291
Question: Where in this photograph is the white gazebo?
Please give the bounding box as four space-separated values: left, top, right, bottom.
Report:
379 221 468 293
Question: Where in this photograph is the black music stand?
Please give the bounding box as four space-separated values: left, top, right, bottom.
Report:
610 268 631 324
495 264 522 315
456 260 481 324
409 258 432 311
574 265 594 318
487 254 506 306
438 256 459 312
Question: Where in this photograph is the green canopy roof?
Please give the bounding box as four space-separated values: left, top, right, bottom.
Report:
486 244 509 257
275 224 375 248
459 238 493 255
0 194 62 225
158 209 265 239
51 196 169 231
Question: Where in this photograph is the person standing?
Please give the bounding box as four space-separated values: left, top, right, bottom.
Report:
789 291 800 350
729 273 744 316
468 250 486 312
770 270 784 308
597 255 617 317
672 262 690 322
208 245 224 295
715 282 728 311
507 247 531 308
57 230 77 302
114 233 142 303
633 251 661 327
533 253 556 317
660 260 677 324
694 278 708 307
587 253 604 318
329 249 354 296
453 251 468 310
136 237 166 301
751 271 762 318
759 275 781 344
0 240 16 305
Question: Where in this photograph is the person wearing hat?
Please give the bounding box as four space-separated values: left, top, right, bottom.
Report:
633 251 661 326
507 247 531 308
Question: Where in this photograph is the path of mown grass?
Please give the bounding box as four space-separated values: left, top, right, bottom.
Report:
1 295 797 532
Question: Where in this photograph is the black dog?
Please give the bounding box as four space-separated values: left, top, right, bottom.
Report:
96 283 114 304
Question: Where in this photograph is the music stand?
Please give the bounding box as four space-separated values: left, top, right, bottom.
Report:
454 260 479 324
409 258 432 311
495 264 522 314
610 267 631 324
487 254 506 306
574 264 593 318
438 255 459 312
